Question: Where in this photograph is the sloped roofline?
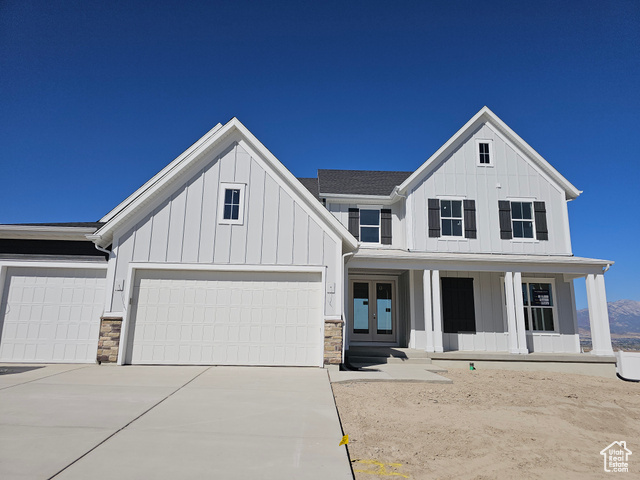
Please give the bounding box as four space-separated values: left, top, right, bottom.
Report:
397 106 582 200
90 118 358 250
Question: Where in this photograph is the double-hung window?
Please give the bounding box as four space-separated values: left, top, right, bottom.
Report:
359 209 380 243
440 200 463 237
218 183 246 225
476 139 493 166
511 202 534 238
522 282 555 332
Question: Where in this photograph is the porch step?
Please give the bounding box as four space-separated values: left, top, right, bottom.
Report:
346 347 441 367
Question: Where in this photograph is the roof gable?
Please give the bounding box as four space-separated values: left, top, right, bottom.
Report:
90 119 357 250
398 106 581 200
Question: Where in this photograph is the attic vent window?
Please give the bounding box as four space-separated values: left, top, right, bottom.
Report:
476 139 493 166
218 183 246 225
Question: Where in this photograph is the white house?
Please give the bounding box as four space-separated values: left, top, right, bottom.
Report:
0 107 615 366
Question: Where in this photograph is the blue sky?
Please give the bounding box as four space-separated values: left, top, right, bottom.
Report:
1 0 638 308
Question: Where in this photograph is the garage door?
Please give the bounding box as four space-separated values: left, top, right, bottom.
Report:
126 270 323 366
0 267 106 363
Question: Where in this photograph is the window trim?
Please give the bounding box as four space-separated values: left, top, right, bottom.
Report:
439 197 465 238
521 277 558 334
509 199 537 241
357 205 381 245
476 139 494 167
218 183 246 225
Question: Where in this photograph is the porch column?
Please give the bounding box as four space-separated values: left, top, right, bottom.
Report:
586 273 614 356
423 269 434 352
408 270 416 348
513 272 529 354
432 269 443 353
504 271 520 354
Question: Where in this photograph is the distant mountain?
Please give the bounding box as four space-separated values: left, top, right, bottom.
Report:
577 299 640 334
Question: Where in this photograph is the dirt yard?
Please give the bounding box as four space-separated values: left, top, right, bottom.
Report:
332 369 640 479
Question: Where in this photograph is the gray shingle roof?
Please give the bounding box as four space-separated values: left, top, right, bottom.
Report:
297 178 319 199
317 169 413 196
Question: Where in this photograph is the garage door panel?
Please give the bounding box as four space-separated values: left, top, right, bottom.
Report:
0 267 106 363
128 270 323 366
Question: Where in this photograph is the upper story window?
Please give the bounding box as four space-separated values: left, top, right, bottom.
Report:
440 200 463 237
218 183 246 225
348 207 392 245
359 209 380 243
428 198 477 239
476 139 493 166
498 200 548 241
511 202 534 238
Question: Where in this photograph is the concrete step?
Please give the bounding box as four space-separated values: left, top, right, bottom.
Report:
349 361 448 373
346 356 433 365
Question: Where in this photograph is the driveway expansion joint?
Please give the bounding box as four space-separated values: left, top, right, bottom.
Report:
47 366 212 480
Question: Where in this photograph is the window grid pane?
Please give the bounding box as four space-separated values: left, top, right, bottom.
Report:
440 200 463 237
223 188 241 220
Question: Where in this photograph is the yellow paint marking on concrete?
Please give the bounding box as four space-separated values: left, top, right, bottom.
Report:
352 459 410 478
339 434 349 446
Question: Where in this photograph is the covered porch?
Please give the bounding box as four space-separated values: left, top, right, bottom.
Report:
344 249 614 357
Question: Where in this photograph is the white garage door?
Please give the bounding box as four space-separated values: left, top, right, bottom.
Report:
0 267 106 363
126 270 323 366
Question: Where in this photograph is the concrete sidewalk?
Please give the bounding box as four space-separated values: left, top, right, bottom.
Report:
0 364 352 480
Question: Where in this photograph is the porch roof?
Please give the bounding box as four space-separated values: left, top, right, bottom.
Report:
349 248 613 275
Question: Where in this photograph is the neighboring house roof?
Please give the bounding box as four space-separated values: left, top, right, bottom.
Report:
318 169 413 196
0 223 103 241
297 178 320 199
398 106 582 200
90 118 358 250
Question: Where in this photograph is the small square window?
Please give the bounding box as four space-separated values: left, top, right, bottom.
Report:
476 139 493 166
218 183 246 225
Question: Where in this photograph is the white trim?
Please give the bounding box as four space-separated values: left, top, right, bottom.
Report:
521 277 559 334
509 200 537 240
423 269 434 352
217 182 246 225
323 194 394 202
406 189 414 251
513 272 529 353
504 272 519 353
408 270 416 348
475 138 494 167
398 106 581 199
0 225 100 241
358 207 381 245
118 263 326 366
92 119 357 251
438 198 465 239
0 260 107 270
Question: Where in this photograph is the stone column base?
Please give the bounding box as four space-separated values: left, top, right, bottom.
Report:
97 316 123 364
324 319 343 365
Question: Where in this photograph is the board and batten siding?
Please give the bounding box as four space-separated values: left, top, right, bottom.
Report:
109 142 339 315
433 272 578 353
410 123 571 255
327 202 405 248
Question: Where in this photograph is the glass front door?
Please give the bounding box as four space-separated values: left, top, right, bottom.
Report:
350 279 396 343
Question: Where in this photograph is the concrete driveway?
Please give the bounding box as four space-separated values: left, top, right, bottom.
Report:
0 364 353 480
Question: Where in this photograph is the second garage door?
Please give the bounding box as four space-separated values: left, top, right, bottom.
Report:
125 269 323 366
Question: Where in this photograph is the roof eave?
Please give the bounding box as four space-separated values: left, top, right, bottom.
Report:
0 225 99 241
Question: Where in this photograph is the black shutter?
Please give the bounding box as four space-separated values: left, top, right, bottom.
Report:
428 199 441 237
498 201 512 240
534 201 548 241
380 209 392 245
348 208 360 240
463 199 477 239
442 277 476 334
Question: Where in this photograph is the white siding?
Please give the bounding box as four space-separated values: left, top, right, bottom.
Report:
327 201 404 249
109 143 340 316
409 123 571 255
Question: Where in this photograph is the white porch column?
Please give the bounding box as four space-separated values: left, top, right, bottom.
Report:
408 270 416 348
423 269 434 352
504 271 520 354
513 272 529 354
431 269 443 353
587 273 614 356
586 273 603 355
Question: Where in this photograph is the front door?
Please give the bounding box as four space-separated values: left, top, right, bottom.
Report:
349 279 396 343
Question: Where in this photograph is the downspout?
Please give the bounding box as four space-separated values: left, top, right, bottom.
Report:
603 263 612 274
392 186 410 251
341 249 357 365
94 243 111 256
